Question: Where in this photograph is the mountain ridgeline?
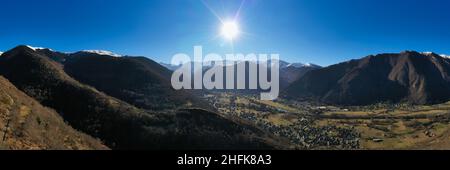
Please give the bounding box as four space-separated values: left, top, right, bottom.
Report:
63 52 210 111
160 60 322 91
0 45 282 149
2 44 450 150
284 51 450 105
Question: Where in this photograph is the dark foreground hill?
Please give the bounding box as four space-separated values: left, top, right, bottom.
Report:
285 51 450 105
0 45 281 149
63 53 209 111
0 76 107 150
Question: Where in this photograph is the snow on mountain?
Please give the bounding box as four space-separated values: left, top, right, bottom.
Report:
286 63 307 68
421 52 434 55
26 45 52 51
286 62 321 68
23 45 122 58
303 63 322 68
421 51 450 59
159 62 181 71
440 54 450 58
81 50 122 57
0 51 3 56
160 59 321 71
274 60 290 68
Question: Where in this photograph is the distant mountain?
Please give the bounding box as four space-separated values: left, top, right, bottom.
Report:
0 76 107 150
280 65 322 89
160 60 320 71
79 50 122 57
160 60 321 90
284 51 450 105
0 45 282 149
159 62 182 71
287 62 322 69
277 60 290 69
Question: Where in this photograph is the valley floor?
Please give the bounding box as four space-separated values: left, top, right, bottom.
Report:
317 102 450 149
204 92 450 150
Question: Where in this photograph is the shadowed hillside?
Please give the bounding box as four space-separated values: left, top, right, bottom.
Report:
284 51 450 105
63 53 210 111
0 76 107 150
0 45 281 149
280 65 321 89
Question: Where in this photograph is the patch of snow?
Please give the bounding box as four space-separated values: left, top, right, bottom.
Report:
26 45 52 51
422 51 450 58
440 54 450 58
0 51 3 56
81 50 122 57
286 62 321 68
421 52 433 55
287 63 306 68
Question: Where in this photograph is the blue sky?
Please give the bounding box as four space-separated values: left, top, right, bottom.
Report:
1 0 450 66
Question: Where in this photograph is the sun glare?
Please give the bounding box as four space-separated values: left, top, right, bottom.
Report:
221 20 240 40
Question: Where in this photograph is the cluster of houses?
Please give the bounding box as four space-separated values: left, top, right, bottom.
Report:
204 92 360 149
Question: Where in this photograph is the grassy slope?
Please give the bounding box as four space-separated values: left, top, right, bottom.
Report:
0 76 107 150
318 103 450 149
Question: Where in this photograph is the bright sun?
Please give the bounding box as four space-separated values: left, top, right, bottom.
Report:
221 20 240 40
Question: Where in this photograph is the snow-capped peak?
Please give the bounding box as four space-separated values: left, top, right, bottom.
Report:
286 63 305 68
0 51 3 56
421 52 439 58
26 45 52 51
22 45 122 57
81 50 122 57
421 51 450 58
441 54 450 58
286 62 320 68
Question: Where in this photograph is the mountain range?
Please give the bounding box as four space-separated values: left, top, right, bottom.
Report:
160 60 322 90
284 51 450 105
160 60 320 71
0 45 284 149
2 44 450 149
